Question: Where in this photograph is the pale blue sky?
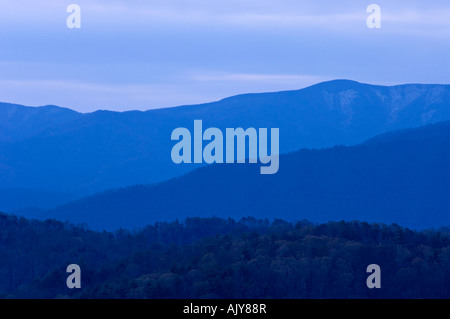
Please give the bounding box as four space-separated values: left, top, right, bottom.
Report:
0 0 449 112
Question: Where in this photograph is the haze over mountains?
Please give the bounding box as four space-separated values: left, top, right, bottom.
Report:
1 79 450 224
28 120 450 231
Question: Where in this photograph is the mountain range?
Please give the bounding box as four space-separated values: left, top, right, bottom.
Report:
21 119 450 230
1 79 450 225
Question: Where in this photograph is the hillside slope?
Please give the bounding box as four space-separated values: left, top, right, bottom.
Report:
2 80 450 199
37 120 450 230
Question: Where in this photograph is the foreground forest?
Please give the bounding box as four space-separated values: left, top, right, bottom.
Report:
0 212 449 299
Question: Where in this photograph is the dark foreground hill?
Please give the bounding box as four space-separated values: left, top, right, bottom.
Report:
39 120 450 231
2 80 450 206
1 214 449 299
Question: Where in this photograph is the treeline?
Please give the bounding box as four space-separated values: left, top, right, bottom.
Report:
0 213 449 298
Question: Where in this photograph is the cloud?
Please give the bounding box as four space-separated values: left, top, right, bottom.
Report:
0 73 329 112
0 79 200 111
1 0 450 111
192 73 324 84
1 0 449 34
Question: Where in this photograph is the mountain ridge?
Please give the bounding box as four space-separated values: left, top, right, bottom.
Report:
2 79 450 211
26 119 450 231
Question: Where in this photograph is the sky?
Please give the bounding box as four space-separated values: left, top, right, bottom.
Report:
0 0 449 112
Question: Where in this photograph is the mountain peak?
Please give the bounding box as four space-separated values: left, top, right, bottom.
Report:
2 80 450 198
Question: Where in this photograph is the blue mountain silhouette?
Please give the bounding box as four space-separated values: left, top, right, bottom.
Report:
1 80 450 212
28 120 450 231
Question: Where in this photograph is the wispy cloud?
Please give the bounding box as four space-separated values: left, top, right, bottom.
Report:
0 73 328 112
1 0 449 111
2 0 450 34
192 73 325 84
0 79 207 111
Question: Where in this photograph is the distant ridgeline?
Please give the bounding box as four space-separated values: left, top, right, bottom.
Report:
1 80 450 197
1 80 450 228
27 119 450 231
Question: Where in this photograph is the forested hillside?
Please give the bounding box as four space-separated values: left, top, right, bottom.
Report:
1 213 449 299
